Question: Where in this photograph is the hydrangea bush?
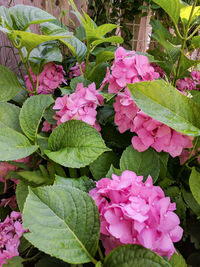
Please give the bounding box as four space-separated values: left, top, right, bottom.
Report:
0 0 200 266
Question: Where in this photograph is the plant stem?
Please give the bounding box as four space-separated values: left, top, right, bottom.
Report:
98 245 104 262
78 62 84 76
187 24 200 40
18 48 36 94
173 0 198 87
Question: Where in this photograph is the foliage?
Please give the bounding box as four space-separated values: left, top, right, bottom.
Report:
0 0 200 266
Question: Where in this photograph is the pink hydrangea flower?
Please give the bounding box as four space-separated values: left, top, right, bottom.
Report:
100 47 159 93
179 148 200 165
0 211 25 266
150 63 165 78
113 92 193 157
113 88 139 133
53 82 104 131
25 62 66 95
69 62 85 79
89 170 183 259
42 121 56 133
177 70 200 91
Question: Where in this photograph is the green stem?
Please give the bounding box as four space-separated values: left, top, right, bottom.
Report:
84 50 90 78
187 24 200 40
78 62 84 76
98 245 104 262
173 0 198 87
18 48 36 94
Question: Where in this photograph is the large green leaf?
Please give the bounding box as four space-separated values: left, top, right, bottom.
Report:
17 170 52 186
3 256 24 267
180 6 200 25
0 122 38 161
169 251 187 267
91 36 123 47
20 95 54 141
189 168 200 205
54 175 95 192
41 22 87 62
23 185 100 264
128 80 200 136
89 152 119 180
16 181 28 212
9 30 69 55
29 42 63 74
0 65 24 102
120 146 160 182
104 245 171 267
0 102 21 132
96 51 115 65
190 36 200 50
152 0 180 24
1 5 56 30
45 120 110 168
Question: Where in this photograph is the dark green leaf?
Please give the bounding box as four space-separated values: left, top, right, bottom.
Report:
0 102 21 132
120 146 160 182
104 244 171 267
45 120 110 168
189 168 200 205
16 180 28 212
23 185 100 264
0 65 24 102
0 122 38 161
20 95 54 141
89 151 119 180
54 175 95 192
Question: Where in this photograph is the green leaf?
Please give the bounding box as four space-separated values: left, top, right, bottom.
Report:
43 104 57 125
91 36 123 47
20 95 54 141
23 185 100 264
41 22 87 62
189 168 200 205
190 36 200 50
180 6 200 25
169 251 187 267
16 180 29 212
17 170 52 186
179 55 199 78
106 164 122 179
0 122 38 161
95 24 119 37
9 30 69 55
128 80 200 136
182 188 200 217
3 256 24 267
45 120 110 168
0 65 24 102
120 146 160 182
36 256 69 267
0 102 21 132
29 42 63 75
95 261 103 267
70 76 92 91
55 175 95 192
152 0 180 24
159 152 169 178
89 152 119 180
96 51 115 65
8 4 56 30
104 244 171 267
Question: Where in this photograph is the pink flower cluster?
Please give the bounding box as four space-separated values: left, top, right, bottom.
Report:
90 170 183 259
0 211 25 266
53 82 104 131
113 89 193 157
25 62 66 94
69 62 85 79
0 158 31 209
42 121 56 133
100 47 159 93
177 71 200 91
